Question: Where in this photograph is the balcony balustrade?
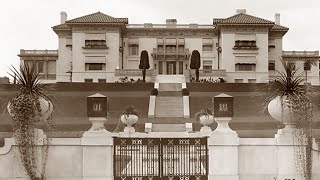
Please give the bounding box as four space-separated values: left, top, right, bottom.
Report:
187 69 226 77
152 48 190 60
19 49 58 56
115 69 156 77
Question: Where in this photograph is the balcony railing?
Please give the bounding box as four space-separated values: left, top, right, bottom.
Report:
115 69 156 77
152 48 190 60
187 69 226 77
283 50 319 56
19 49 58 56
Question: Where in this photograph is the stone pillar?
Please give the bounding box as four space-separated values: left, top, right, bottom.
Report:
81 136 113 180
209 93 239 180
82 93 113 180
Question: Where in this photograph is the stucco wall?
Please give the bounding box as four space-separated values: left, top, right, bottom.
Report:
1 129 319 180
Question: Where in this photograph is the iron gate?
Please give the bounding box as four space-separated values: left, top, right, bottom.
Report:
114 138 208 180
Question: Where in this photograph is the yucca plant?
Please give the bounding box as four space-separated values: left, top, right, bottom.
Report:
7 63 53 180
267 60 315 180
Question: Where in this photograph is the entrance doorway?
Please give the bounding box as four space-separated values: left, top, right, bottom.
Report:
166 61 176 75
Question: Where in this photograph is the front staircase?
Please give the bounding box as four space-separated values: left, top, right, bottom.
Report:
155 96 183 117
147 75 191 132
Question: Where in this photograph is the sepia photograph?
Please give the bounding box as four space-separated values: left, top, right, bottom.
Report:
0 0 320 180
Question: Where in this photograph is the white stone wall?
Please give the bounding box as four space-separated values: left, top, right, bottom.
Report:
1 127 319 180
70 31 120 82
221 28 270 83
57 37 72 82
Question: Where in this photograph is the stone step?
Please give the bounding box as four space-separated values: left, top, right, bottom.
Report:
151 124 186 132
159 83 181 91
158 91 182 97
155 75 186 83
155 97 183 117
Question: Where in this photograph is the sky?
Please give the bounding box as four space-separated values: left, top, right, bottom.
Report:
1 0 320 77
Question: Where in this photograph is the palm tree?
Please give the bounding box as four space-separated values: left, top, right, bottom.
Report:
7 62 53 180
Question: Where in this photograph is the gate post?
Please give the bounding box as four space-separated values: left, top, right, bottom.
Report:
208 93 239 180
81 93 114 180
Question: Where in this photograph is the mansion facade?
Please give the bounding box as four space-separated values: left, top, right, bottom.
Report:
18 9 320 84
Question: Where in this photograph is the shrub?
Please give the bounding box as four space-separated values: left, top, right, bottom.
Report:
182 88 189 96
122 105 138 116
151 88 158 96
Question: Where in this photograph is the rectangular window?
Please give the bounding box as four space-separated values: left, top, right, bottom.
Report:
304 62 311 71
235 64 256 71
165 45 176 53
234 40 257 49
178 45 184 53
202 45 213 51
84 79 93 83
268 61 275 70
165 38 177 45
98 79 106 83
84 40 107 48
157 38 164 45
179 61 183 74
159 61 163 74
202 38 213 52
248 79 256 83
37 61 44 73
203 66 212 73
24 60 34 68
158 45 164 53
129 44 139 55
86 63 104 71
235 79 243 83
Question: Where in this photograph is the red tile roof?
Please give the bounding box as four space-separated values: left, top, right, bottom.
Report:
216 13 274 25
66 11 128 24
271 24 289 31
52 23 70 30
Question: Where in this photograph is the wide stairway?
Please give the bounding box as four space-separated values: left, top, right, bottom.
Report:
148 75 190 132
155 83 183 117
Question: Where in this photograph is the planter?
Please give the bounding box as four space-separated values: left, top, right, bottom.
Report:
7 96 53 126
198 115 214 127
268 96 294 126
121 114 138 127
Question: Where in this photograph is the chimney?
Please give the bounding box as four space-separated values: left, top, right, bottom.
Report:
60 11 67 24
166 19 177 27
236 9 246 14
275 13 280 25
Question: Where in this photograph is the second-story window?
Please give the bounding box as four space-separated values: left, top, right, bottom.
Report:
129 44 139 55
128 38 139 55
234 34 257 50
165 38 177 53
202 38 213 52
84 33 107 49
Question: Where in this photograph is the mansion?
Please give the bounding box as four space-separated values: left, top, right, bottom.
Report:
18 9 320 84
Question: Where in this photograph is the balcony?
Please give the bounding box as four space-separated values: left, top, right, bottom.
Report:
18 49 58 61
83 40 108 49
19 49 58 57
152 48 190 60
233 40 258 50
282 51 320 61
115 69 156 77
187 69 226 78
